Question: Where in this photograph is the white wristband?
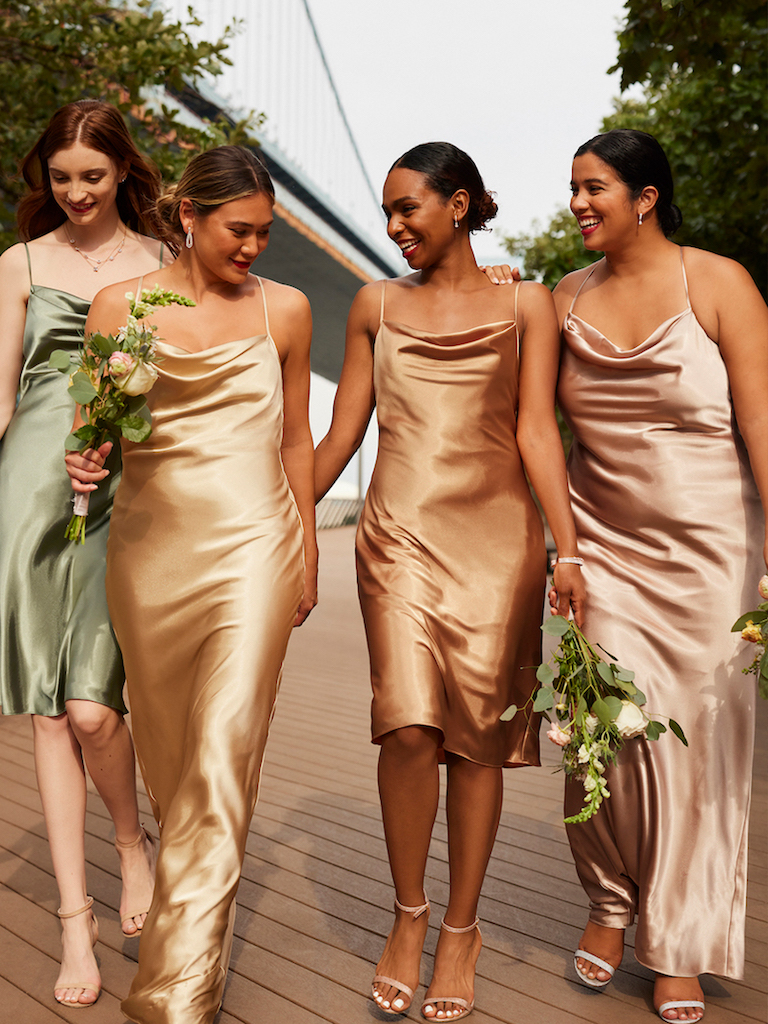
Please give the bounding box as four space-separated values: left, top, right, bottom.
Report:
551 556 584 568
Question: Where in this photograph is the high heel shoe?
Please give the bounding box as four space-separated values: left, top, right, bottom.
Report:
421 917 481 1021
372 894 430 1015
573 948 616 989
115 825 156 935
54 896 100 1007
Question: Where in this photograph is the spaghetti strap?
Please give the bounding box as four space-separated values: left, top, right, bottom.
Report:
568 260 601 315
23 242 33 287
380 280 386 326
679 248 692 309
513 280 521 358
256 277 271 336
158 243 164 268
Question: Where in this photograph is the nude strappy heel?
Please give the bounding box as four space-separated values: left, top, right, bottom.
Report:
114 825 156 934
55 896 100 1007
421 916 481 1021
372 894 430 1015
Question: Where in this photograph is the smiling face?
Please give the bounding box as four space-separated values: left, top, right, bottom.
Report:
381 167 456 269
183 193 274 283
570 152 639 251
48 141 126 227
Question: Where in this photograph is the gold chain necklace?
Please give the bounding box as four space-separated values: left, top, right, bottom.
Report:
68 226 127 272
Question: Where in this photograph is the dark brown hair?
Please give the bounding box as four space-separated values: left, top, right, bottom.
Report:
17 100 162 241
389 142 498 232
155 146 275 256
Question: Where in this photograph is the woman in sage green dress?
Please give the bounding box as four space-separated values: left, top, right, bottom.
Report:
0 100 164 1008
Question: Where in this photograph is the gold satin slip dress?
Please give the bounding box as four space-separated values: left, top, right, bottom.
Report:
559 252 762 979
107 278 304 1023
356 281 545 768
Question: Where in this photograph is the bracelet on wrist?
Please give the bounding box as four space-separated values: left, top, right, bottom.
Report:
551 556 584 568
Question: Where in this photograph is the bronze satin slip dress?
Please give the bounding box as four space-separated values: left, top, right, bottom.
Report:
558 252 762 978
356 282 545 767
107 279 304 1023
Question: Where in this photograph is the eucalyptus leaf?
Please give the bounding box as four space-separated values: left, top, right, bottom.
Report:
536 663 555 686
500 704 518 722
89 332 117 357
64 432 87 451
592 697 614 726
615 665 635 681
633 686 647 707
575 695 587 723
73 424 98 442
602 695 623 719
669 719 688 747
48 349 74 372
597 662 615 687
542 615 570 637
533 688 555 713
645 720 664 741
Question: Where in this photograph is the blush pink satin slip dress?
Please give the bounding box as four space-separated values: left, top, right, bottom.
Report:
356 280 546 768
558 250 762 979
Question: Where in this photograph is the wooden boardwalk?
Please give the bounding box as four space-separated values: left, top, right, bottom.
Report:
0 526 765 1023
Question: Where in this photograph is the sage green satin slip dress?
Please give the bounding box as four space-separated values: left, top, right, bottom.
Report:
0 243 125 716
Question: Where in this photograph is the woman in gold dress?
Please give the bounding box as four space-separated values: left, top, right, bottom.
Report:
487 129 768 1022
67 145 317 1024
315 142 585 1020
0 100 163 1008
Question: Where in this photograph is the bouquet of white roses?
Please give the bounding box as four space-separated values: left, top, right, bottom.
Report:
502 616 687 823
50 286 195 543
732 575 768 699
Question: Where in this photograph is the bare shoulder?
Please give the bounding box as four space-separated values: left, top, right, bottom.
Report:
259 277 311 319
0 242 30 286
682 246 760 296
88 277 142 331
518 280 556 309
552 262 599 299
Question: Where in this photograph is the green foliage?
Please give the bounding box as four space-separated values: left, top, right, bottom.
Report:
607 0 767 292
0 0 265 250
505 1 767 297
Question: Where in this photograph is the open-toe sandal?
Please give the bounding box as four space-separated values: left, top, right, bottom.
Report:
657 1000 705 1022
372 894 430 1015
54 896 100 1008
115 825 156 935
421 916 481 1021
573 948 616 989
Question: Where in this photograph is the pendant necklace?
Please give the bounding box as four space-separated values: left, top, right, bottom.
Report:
68 225 128 272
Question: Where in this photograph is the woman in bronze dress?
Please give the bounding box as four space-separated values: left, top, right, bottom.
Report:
316 142 584 1020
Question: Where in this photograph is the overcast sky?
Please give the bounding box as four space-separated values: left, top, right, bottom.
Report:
308 0 631 263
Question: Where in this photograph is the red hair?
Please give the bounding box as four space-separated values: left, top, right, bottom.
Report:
17 100 162 240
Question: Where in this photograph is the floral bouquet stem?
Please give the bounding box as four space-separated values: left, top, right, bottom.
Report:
50 286 195 543
502 616 687 823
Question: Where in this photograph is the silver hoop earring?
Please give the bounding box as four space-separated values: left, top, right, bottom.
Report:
454 216 459 229
638 212 644 226
185 227 194 249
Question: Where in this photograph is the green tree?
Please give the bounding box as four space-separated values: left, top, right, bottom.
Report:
0 0 263 249
506 1 767 295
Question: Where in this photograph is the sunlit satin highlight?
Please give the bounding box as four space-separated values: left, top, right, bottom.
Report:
356 285 545 767
109 282 303 1023
559 254 761 978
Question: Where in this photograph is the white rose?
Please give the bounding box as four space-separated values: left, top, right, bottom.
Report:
116 359 158 396
614 700 647 739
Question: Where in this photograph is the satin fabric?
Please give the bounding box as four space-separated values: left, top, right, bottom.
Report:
356 288 545 768
559 254 762 979
109 301 303 1023
0 260 124 716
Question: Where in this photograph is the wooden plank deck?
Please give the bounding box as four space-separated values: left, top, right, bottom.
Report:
0 525 765 1023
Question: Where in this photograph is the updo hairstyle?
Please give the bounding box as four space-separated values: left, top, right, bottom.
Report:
17 99 162 241
389 142 497 233
156 145 275 255
574 129 683 237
